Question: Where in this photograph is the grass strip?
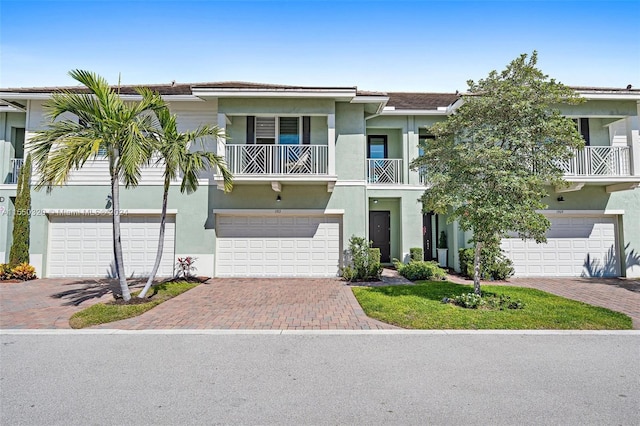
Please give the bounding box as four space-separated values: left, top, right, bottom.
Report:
352 281 632 330
69 281 198 329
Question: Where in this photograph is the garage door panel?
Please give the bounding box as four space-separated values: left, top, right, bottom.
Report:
502 216 618 277
265 240 279 249
281 240 295 249
48 215 175 278
216 215 341 277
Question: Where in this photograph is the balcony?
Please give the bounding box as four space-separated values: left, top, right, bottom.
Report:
8 158 24 184
226 144 329 176
366 158 403 184
559 146 631 177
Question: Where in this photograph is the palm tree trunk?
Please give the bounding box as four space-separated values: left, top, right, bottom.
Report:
111 151 130 302
138 175 170 298
473 241 483 295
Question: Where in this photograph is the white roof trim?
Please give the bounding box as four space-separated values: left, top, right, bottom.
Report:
0 105 23 112
350 96 388 103
193 88 356 99
0 93 203 102
538 209 625 216
43 209 178 215
213 208 344 216
577 92 640 101
381 108 450 116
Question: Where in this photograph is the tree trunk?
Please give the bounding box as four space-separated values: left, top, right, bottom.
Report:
138 175 170 299
473 241 483 295
110 152 130 302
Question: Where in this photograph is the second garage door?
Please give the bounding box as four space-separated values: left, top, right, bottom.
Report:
500 215 619 277
215 214 341 277
47 214 175 278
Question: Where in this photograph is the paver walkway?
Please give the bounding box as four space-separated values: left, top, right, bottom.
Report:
448 274 640 329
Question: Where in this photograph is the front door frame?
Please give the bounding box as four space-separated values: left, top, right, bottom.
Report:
369 210 391 263
423 212 435 261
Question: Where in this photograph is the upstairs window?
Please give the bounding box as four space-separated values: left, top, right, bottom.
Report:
247 116 310 145
256 117 276 144
573 118 590 146
279 117 299 145
368 135 388 159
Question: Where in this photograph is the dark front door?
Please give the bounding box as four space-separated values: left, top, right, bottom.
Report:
423 213 435 260
370 211 391 263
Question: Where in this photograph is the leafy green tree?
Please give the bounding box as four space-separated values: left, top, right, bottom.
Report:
9 154 32 267
412 52 584 294
137 105 233 298
29 70 163 301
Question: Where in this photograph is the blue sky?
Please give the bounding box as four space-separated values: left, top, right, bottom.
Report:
1 0 638 92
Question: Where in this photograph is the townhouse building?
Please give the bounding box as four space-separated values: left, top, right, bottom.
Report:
1 83 638 278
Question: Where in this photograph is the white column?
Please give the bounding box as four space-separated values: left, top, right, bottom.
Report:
452 220 460 272
217 113 227 158
402 120 409 184
627 103 640 176
327 113 336 175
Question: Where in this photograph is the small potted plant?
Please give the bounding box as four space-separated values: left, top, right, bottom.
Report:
437 231 448 268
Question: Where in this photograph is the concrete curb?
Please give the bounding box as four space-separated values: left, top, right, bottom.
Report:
2 329 639 335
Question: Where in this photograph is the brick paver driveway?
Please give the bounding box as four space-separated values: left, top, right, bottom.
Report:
0 278 123 329
3 275 638 330
98 278 395 330
0 278 395 330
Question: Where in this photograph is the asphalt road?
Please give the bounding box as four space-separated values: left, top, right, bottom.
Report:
1 331 638 425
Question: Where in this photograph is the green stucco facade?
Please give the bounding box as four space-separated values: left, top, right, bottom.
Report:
1 87 638 278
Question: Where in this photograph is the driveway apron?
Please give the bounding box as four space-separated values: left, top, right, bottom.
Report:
0 278 122 329
2 276 638 330
94 278 396 330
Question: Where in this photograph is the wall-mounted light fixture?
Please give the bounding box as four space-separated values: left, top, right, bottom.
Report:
373 199 378 204
276 195 281 202
557 196 565 202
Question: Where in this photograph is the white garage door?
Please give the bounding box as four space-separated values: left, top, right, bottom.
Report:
47 215 175 278
216 214 341 277
500 216 619 277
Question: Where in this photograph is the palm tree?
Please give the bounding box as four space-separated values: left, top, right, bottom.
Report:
137 104 233 298
29 70 164 301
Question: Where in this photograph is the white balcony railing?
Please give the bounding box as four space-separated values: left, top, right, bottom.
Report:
225 144 328 175
558 146 631 176
367 158 403 184
9 158 24 184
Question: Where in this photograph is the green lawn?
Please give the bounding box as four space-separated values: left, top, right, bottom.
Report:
352 281 632 329
69 281 199 329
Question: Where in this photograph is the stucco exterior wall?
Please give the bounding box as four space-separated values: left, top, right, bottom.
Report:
335 102 365 181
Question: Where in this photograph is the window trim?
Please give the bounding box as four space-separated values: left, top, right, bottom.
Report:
247 116 311 145
367 135 388 159
572 118 591 146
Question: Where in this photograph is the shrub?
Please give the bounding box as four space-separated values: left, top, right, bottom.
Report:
0 263 12 280
437 231 448 249
10 262 37 281
449 292 485 309
458 247 514 281
442 292 524 310
409 247 423 262
175 256 197 278
9 154 31 267
393 259 446 281
341 236 382 281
